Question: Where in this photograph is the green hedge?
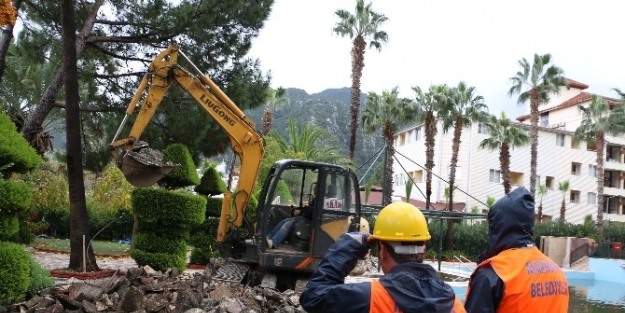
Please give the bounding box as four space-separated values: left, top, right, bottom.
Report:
195 166 227 196
158 143 200 189
190 217 220 263
0 113 42 175
27 257 54 296
132 188 206 226
205 197 223 217
137 221 190 239
131 249 187 272
134 232 187 255
0 242 30 306
0 215 19 240
0 180 32 213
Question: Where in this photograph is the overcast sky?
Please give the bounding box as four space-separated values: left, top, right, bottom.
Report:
247 0 625 117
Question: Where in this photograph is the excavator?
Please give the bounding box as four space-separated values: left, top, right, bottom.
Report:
109 45 367 289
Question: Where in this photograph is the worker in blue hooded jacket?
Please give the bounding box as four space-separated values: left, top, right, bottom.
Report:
464 187 568 312
300 202 465 313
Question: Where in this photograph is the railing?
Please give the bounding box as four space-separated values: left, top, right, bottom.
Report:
570 242 589 266
453 255 476 273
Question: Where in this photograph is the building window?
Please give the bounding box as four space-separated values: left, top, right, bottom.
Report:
407 130 413 143
412 170 423 183
511 172 524 186
556 134 565 147
399 133 406 146
571 162 581 175
489 169 501 183
588 192 597 205
570 190 580 204
540 113 549 127
478 123 489 134
415 127 422 141
588 164 597 177
546 176 554 189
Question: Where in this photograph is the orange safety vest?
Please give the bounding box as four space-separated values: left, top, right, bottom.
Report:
469 247 569 313
370 280 466 313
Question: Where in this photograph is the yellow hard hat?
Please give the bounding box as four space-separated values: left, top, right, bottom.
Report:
369 202 431 242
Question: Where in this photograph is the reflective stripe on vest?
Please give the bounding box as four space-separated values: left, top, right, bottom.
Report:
370 280 466 313
477 247 569 313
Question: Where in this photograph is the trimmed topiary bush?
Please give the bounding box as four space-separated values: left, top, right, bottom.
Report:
134 232 187 255
195 165 227 196
189 217 221 264
0 242 30 306
131 249 187 272
0 180 32 212
0 113 42 176
158 143 200 189
132 188 206 225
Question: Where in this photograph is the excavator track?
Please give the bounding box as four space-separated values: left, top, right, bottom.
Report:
212 261 250 283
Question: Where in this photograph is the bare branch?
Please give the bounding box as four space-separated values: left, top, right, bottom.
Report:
53 100 125 113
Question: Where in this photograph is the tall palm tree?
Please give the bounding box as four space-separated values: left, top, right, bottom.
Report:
558 180 570 221
269 119 347 164
441 82 488 250
412 84 447 211
261 87 288 136
361 87 414 204
478 112 529 194
573 95 625 233
333 0 388 163
508 53 566 198
537 184 548 222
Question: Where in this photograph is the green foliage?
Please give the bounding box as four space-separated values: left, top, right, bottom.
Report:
195 165 227 196
132 188 206 226
0 216 19 240
159 144 200 189
137 221 190 239
0 180 32 213
130 249 187 272
20 164 69 213
0 242 30 306
189 217 221 264
87 205 133 241
27 257 54 296
90 162 134 213
205 197 224 217
274 180 294 204
0 113 41 175
134 232 187 255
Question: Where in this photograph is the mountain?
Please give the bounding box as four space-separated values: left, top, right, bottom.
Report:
244 87 384 170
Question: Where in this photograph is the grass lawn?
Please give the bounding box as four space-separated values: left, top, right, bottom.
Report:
32 238 130 255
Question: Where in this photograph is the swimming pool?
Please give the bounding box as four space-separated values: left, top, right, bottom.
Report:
445 258 625 312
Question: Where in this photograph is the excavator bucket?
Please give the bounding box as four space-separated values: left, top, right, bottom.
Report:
118 141 178 187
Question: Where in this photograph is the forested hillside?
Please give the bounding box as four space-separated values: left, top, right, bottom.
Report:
245 87 385 171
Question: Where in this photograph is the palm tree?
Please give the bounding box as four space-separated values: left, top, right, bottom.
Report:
333 0 388 163
269 119 347 164
412 84 447 211
441 82 488 250
261 87 288 136
361 87 414 204
558 180 570 221
508 53 566 198
573 95 625 233
478 112 529 194
537 184 548 222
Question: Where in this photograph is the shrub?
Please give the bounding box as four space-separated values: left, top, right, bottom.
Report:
158 143 200 189
0 113 42 175
27 257 54 296
0 215 19 240
132 188 206 226
134 232 187 255
205 197 223 217
195 165 227 196
189 217 220 263
0 242 30 306
131 249 186 272
0 180 32 213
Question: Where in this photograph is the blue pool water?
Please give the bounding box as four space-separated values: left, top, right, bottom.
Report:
443 258 625 312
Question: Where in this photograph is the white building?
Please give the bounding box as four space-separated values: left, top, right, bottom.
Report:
392 78 625 224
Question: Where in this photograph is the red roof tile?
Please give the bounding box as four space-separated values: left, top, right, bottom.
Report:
516 92 620 122
359 189 465 212
565 78 588 90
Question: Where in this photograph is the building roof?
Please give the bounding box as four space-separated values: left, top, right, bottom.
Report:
516 92 621 122
565 78 589 90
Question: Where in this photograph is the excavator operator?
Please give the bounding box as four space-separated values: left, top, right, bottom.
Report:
299 202 466 313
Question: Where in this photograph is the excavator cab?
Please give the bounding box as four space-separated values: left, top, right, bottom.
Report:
238 159 364 275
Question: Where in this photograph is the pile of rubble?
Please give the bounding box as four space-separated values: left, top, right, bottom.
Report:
1 265 307 313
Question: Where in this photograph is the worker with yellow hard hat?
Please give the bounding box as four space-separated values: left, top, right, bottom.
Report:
300 202 466 313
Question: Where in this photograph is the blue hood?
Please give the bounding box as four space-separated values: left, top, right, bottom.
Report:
477 187 535 263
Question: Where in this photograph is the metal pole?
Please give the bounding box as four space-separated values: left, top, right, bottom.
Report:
438 218 443 271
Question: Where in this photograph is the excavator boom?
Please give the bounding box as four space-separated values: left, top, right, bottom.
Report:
109 45 264 245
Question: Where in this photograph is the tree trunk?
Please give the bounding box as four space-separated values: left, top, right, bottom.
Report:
261 109 272 136
348 35 366 163
595 132 605 234
383 121 394 205
560 199 566 220
445 116 463 250
500 143 511 194
537 204 543 222
0 0 22 84
528 90 540 198
20 0 104 151
424 113 436 211
62 0 98 272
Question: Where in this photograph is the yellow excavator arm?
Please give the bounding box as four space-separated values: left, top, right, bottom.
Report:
109 45 265 244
